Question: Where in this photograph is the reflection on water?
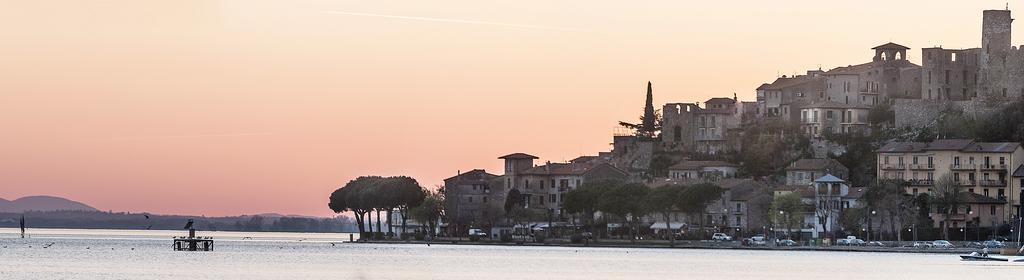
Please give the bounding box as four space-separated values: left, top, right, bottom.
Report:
0 228 1019 279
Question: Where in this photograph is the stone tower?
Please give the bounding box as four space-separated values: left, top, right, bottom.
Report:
980 9 1013 100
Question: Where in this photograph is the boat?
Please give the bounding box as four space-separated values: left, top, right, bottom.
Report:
960 252 1008 261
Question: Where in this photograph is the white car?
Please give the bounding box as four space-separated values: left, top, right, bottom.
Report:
468 228 488 238
750 235 767 246
931 240 954 248
711 233 732 241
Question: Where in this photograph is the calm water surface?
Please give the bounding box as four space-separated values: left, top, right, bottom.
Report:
1 228 1020 279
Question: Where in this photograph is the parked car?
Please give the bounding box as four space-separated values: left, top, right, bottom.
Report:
931 240 954 248
982 240 1005 248
711 233 733 241
911 241 932 248
867 241 885 247
777 239 797 246
582 232 594 240
750 235 767 246
468 228 488 238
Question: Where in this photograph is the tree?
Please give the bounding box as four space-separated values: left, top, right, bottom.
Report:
977 100 1024 142
619 81 662 139
409 189 443 238
596 181 649 242
384 176 427 238
861 179 914 241
678 183 724 238
930 173 962 240
769 192 803 240
648 154 673 178
868 102 895 128
646 184 687 246
564 179 617 234
328 176 387 238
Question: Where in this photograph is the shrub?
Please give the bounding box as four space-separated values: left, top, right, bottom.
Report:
414 231 425 241
500 233 513 242
469 235 481 242
534 232 547 243
570 234 584 244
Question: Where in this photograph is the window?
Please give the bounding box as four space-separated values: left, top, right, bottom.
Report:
526 180 530 189
539 180 544 189
549 194 556 203
483 197 488 203
559 179 569 189
991 206 997 215
736 203 741 212
468 196 474 203
998 189 1005 198
984 189 990 197
826 110 834 119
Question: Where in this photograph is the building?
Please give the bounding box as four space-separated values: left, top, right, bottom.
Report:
876 139 1024 225
501 154 629 220
774 174 864 239
667 160 738 180
661 96 744 155
756 71 826 120
798 101 871 137
442 169 504 230
822 43 922 106
645 178 769 236
785 158 849 186
895 10 1024 128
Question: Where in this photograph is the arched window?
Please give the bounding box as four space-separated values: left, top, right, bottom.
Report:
673 125 682 142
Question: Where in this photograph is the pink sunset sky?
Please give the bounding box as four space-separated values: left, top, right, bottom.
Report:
0 1 1019 217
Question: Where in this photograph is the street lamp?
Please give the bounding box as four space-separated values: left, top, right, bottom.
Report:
867 210 876 241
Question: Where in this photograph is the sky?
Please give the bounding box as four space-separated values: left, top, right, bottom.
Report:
0 0 1020 217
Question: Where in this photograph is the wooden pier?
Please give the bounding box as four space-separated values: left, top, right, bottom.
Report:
173 219 214 251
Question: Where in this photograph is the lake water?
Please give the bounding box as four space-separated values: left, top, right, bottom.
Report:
1 228 1021 279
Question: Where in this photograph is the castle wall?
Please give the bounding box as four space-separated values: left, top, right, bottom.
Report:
893 98 1004 128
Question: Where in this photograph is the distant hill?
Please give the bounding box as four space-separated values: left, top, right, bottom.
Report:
0 196 98 213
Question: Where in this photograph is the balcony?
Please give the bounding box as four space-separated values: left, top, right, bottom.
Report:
979 164 1008 171
950 164 977 170
908 164 935 170
880 164 905 170
979 180 1007 187
957 180 976 187
908 179 934 186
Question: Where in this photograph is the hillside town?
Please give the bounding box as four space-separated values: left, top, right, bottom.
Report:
333 9 1024 246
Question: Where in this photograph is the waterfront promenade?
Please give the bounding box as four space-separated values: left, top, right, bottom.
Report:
355 237 1010 255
